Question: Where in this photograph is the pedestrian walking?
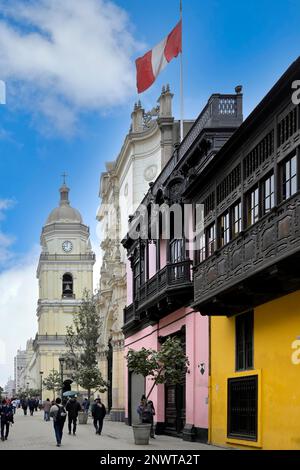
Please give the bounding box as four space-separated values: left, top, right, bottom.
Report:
0 399 14 441
11 399 18 415
43 398 51 421
137 396 147 422
21 398 28 415
91 398 106 435
82 397 90 415
137 397 156 438
66 396 81 436
34 398 39 412
50 397 67 447
28 398 35 416
146 400 156 438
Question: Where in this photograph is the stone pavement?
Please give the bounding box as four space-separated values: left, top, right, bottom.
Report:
1 409 222 450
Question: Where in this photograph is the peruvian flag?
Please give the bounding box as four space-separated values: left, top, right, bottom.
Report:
136 20 182 94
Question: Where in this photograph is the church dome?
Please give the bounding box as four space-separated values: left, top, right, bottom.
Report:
45 184 83 225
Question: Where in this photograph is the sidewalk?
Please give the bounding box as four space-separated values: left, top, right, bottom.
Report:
1 409 222 450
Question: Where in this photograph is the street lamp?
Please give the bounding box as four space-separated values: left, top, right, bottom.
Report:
58 357 65 400
39 371 43 401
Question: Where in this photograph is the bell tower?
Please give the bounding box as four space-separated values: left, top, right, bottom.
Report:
33 182 95 394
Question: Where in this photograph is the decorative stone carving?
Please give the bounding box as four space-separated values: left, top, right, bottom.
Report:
144 164 158 182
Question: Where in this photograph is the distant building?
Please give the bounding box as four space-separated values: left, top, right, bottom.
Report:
14 349 27 392
17 339 35 392
5 378 16 398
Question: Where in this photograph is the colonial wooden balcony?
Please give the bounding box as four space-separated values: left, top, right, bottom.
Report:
152 93 243 194
123 260 193 334
193 193 300 316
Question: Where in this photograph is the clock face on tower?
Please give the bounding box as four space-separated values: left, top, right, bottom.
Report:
62 240 73 253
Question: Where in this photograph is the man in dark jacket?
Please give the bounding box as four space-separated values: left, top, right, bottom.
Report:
28 398 35 416
66 396 82 436
91 398 106 435
0 399 14 441
21 398 28 415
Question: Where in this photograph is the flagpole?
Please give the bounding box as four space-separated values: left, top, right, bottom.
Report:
180 0 184 143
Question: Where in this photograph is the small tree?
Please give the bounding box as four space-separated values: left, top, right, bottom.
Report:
65 289 107 399
18 388 41 399
126 336 189 400
43 371 62 399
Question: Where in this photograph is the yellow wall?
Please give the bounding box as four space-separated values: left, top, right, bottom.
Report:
210 290 300 450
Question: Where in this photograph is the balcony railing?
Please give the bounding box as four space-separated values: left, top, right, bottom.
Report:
152 94 242 192
124 303 135 325
40 253 95 261
33 334 66 348
193 193 300 315
124 260 192 325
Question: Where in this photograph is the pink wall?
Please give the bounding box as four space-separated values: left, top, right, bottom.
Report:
160 240 167 268
124 307 209 429
124 325 158 418
148 242 156 279
185 310 209 428
126 260 133 305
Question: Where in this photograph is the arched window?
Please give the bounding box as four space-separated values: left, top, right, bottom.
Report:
62 273 74 298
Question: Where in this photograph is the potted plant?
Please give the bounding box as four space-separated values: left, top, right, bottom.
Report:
78 405 88 425
126 336 189 445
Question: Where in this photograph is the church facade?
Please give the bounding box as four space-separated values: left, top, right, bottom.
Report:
25 182 95 398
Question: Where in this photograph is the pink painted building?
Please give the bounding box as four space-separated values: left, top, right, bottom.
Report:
123 227 209 441
122 90 243 442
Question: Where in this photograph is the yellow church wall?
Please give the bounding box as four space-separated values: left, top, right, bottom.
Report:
210 290 300 450
39 264 93 301
38 307 78 335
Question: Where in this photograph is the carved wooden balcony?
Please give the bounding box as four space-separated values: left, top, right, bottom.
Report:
193 193 300 316
123 260 193 334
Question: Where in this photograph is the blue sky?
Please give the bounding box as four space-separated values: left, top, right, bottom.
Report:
0 0 300 385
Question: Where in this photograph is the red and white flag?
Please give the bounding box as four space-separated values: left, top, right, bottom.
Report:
136 20 182 94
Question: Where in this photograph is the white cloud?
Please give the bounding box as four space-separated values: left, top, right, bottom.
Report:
0 198 15 214
0 248 39 386
0 0 142 135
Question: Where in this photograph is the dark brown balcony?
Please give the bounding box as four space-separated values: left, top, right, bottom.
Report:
123 260 193 335
193 193 300 316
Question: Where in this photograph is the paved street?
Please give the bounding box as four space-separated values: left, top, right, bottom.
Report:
0 409 221 450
